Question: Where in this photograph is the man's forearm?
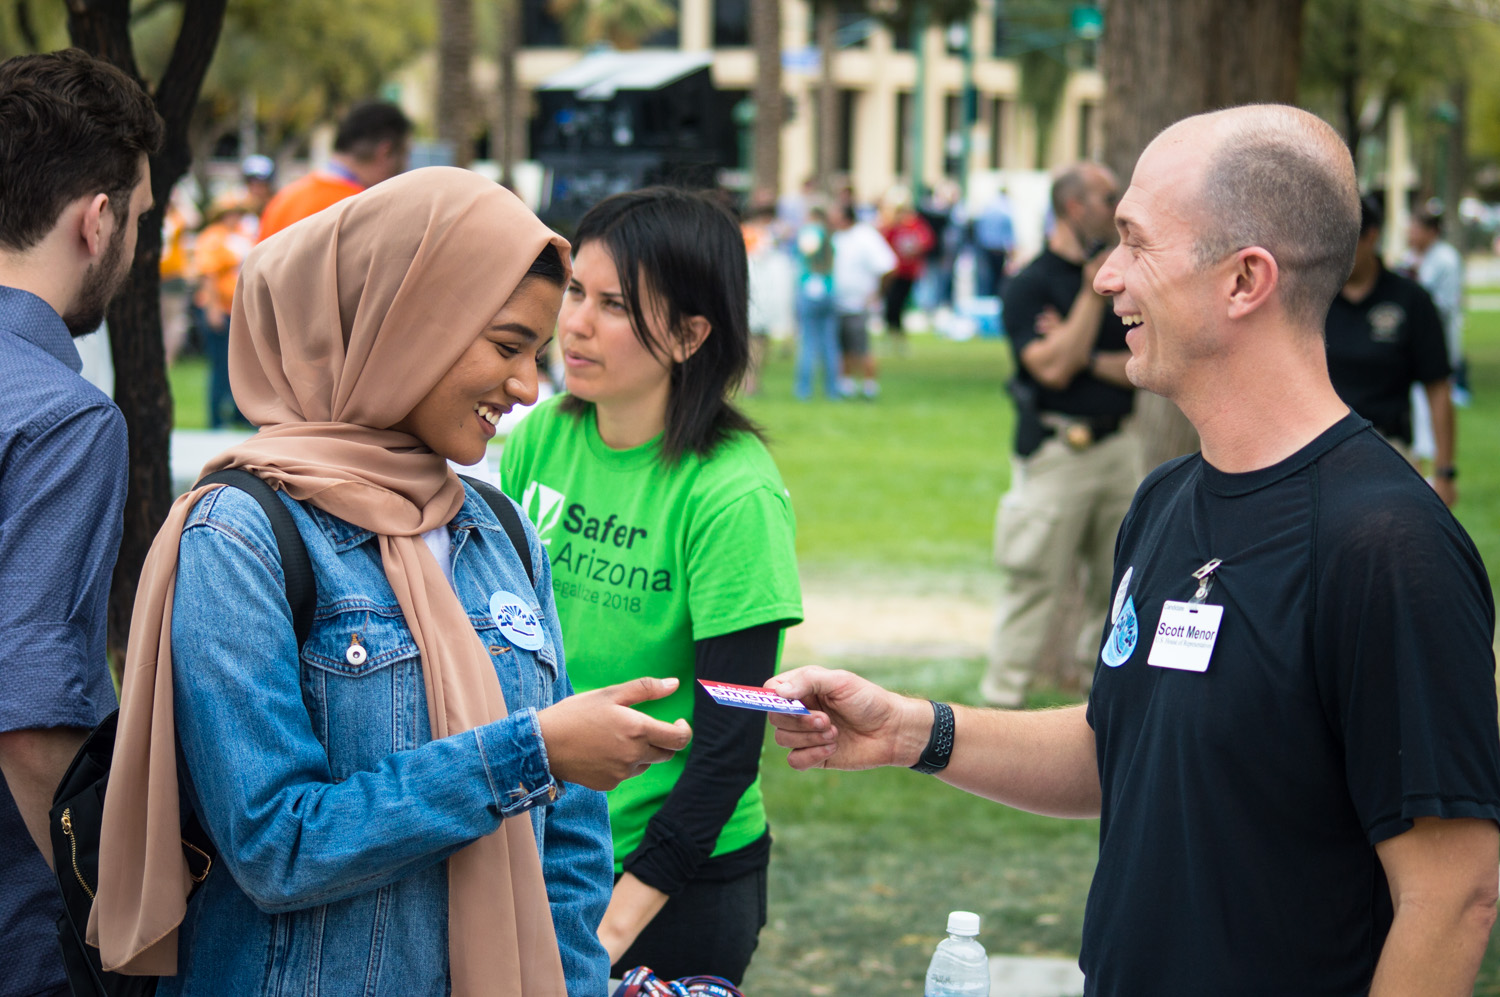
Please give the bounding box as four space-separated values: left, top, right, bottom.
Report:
1088 351 1133 388
1371 817 1498 996
0 726 90 869
767 667 1099 816
1369 901 1494 995
1425 379 1455 471
939 705 1100 818
1424 379 1457 505
1020 288 1108 389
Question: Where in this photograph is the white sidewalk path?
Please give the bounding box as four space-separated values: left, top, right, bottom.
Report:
991 956 1086 996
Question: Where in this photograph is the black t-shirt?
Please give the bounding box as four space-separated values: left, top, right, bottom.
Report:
1082 413 1500 996
1003 249 1133 418
1324 266 1450 443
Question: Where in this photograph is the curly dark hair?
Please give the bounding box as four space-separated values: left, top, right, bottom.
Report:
0 48 163 252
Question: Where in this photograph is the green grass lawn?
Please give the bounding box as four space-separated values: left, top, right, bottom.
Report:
169 355 208 431
1456 309 1500 585
171 314 1500 994
742 337 1014 585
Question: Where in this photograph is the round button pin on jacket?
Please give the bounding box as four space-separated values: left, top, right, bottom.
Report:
489 591 546 650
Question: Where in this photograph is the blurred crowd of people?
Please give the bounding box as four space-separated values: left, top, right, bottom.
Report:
159 101 413 428
737 176 1016 402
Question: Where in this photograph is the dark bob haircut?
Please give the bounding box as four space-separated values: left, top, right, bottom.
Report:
563 186 760 462
525 241 566 287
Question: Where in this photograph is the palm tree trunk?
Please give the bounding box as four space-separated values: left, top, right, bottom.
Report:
750 0 783 200
815 0 839 197
438 0 476 168
497 0 521 187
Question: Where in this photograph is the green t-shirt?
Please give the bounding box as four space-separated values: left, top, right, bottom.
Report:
499 396 803 869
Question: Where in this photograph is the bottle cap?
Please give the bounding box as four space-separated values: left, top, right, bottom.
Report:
946 910 980 936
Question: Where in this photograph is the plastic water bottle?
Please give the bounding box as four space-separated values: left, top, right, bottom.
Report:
923 910 990 996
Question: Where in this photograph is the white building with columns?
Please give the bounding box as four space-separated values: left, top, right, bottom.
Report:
399 0 1105 203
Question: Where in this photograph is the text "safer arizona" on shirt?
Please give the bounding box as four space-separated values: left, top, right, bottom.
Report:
563 502 648 548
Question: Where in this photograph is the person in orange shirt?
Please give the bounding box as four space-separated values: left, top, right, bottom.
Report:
159 193 198 363
257 101 412 242
193 194 252 427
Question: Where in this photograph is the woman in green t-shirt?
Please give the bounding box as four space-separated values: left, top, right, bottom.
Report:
500 188 803 984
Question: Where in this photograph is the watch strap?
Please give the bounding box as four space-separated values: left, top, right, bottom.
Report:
909 700 955 775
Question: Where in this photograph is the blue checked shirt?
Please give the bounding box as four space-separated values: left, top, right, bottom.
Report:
0 285 127 997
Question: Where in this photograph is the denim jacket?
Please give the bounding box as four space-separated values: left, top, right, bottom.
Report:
161 481 612 996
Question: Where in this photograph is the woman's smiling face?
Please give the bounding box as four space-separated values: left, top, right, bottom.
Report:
391 277 562 465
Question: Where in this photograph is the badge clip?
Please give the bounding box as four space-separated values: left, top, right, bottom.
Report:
1189 558 1222 604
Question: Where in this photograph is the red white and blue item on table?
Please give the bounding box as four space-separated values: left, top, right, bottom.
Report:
611 966 745 996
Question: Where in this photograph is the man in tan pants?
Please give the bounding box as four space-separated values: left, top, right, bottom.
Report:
982 163 1144 707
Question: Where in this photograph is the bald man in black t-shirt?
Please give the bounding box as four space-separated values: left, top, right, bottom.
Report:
770 106 1500 997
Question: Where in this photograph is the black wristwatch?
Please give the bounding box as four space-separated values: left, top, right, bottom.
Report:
1435 466 1458 480
910 701 955 775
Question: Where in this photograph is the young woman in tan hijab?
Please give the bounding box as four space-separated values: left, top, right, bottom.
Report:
89 167 691 996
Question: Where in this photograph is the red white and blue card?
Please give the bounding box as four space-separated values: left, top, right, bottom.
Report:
698 680 810 715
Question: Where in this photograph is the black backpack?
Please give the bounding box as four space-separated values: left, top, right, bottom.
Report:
49 469 532 997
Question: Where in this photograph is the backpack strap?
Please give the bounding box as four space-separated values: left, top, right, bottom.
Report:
148 474 527 922
458 474 535 588
195 469 317 648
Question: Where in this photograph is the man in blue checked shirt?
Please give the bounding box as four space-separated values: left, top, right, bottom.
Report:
0 50 162 997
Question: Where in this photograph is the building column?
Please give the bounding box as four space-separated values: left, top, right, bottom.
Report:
858 27 899 202
681 0 712 51
780 0 815 197
919 24 946 191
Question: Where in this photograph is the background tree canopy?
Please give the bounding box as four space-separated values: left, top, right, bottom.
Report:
142 0 431 157
2 0 430 168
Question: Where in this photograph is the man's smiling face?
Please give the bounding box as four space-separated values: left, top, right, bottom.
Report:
1094 126 1234 400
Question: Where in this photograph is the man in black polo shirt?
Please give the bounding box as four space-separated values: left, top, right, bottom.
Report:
981 162 1142 707
769 105 1500 996
1325 195 1456 505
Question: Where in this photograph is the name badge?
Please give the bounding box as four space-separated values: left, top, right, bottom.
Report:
489 590 546 651
1147 600 1223 673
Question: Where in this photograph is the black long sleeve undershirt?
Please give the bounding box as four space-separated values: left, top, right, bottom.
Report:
621 620 789 894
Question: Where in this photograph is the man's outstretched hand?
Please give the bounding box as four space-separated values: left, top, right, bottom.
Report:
765 666 930 772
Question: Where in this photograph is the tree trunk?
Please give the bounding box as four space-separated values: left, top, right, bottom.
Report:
815 0 839 197
1102 0 1302 184
749 0 782 201
438 0 476 168
1446 79 1467 252
68 0 229 660
497 0 521 187
1338 0 1360 153
1101 0 1303 470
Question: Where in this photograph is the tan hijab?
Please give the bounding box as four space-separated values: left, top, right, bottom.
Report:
89 167 573 994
